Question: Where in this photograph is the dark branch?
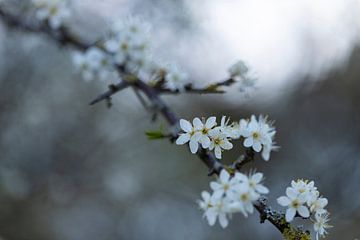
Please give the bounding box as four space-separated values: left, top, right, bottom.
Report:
89 82 129 105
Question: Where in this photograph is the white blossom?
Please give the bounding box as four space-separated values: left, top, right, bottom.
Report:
208 128 233 159
309 197 328 214
72 47 116 82
228 60 256 93
32 0 70 29
176 119 201 153
210 169 238 198
228 185 259 217
218 116 240 139
192 117 216 149
198 191 212 211
202 194 231 228
164 64 189 92
104 17 151 74
198 170 269 227
228 60 249 78
242 115 277 161
313 212 332 240
277 187 310 222
234 171 269 195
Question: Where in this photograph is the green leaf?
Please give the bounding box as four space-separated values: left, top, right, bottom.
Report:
145 130 165 140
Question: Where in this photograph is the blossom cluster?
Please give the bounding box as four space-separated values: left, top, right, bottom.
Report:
228 60 257 93
277 179 331 240
32 0 70 30
176 115 277 160
30 0 254 92
69 17 190 90
198 169 269 228
72 47 117 82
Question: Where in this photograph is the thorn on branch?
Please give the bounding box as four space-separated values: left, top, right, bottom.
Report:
89 81 129 106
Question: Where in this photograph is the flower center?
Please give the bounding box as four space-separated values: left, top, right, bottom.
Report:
121 42 128 51
202 128 208 134
291 200 300 208
240 193 248 201
214 138 221 145
49 6 58 16
252 132 259 139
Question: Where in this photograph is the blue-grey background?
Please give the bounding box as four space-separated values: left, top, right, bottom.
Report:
0 0 359 239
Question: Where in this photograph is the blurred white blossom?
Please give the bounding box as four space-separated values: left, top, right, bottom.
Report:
228 60 256 94
164 64 189 92
32 0 70 29
72 47 116 82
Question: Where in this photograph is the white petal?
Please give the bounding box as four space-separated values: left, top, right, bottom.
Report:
210 182 221 191
175 134 190 145
205 116 217 129
220 140 233 150
253 141 262 152
251 173 263 183
192 118 203 130
189 139 199 153
243 137 253 147
191 132 202 142
200 136 211 149
201 191 211 201
180 119 192 132
277 196 290 206
234 173 248 182
285 208 296 222
297 206 310 218
255 185 269 194
205 210 217 226
286 187 298 199
214 146 222 159
319 198 328 208
261 148 271 161
220 169 230 182
218 214 229 228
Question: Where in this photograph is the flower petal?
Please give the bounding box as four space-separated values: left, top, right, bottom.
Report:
297 206 310 218
218 213 229 228
255 185 269 194
277 196 290 206
200 136 211 149
175 134 190 145
205 116 217 129
251 173 263 183
285 208 296 222
220 169 230 182
286 187 298 199
192 117 203 130
189 139 199 153
180 119 192 132
243 137 253 147
253 141 262 152
220 140 233 150
214 146 222 159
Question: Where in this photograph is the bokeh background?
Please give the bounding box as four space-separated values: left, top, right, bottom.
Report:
0 0 359 239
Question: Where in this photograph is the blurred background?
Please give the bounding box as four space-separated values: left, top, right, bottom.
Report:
0 0 359 239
